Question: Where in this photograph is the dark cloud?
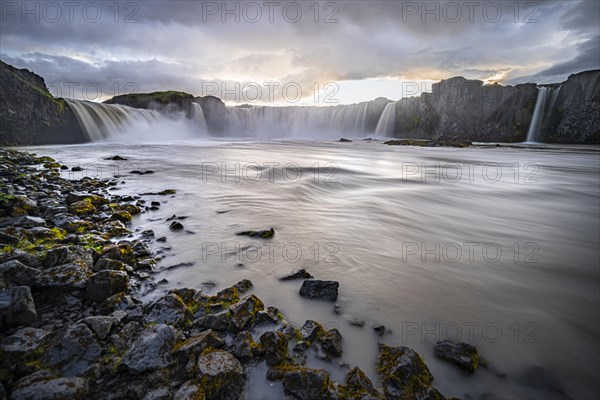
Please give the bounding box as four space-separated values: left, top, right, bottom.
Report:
1 0 597 102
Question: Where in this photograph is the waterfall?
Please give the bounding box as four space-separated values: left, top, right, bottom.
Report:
220 101 382 138
67 100 163 141
67 98 392 141
191 102 209 134
526 86 561 143
67 100 204 142
374 102 396 136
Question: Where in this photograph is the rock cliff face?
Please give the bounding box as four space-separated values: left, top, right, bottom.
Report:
0 61 85 145
104 91 194 117
0 58 598 145
549 70 600 143
193 96 229 134
392 71 599 143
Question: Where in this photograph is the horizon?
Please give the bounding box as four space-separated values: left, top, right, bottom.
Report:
1 1 598 105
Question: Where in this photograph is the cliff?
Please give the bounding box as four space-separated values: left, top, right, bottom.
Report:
0 61 85 145
392 71 599 143
104 91 194 117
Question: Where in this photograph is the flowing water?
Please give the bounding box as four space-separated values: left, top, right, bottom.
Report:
526 86 562 143
22 139 600 399
374 102 396 137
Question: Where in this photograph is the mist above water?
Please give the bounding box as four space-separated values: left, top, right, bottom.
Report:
68 98 394 141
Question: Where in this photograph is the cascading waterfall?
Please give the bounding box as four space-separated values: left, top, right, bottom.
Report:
526 86 561 143
374 102 396 136
219 100 385 138
68 100 205 142
67 98 393 141
67 100 163 141
191 103 209 134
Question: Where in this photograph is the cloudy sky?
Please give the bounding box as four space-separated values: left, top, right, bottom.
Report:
1 0 598 105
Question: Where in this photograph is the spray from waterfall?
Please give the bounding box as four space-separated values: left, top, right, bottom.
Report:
374 102 396 137
526 86 561 143
67 98 392 141
218 101 381 138
67 100 206 142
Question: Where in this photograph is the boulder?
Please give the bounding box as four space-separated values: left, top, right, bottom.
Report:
11 373 88 400
320 328 343 358
144 293 193 328
236 227 274 238
0 286 37 329
173 381 205 400
376 343 444 400
300 320 323 343
85 270 128 303
281 367 331 400
38 263 91 290
230 294 264 330
45 323 102 376
197 350 245 400
433 340 479 373
279 268 314 281
0 259 40 286
122 324 180 373
299 280 339 301
0 216 46 229
82 316 117 340
345 367 382 398
1 327 50 356
260 330 288 366
173 329 224 360
68 200 96 215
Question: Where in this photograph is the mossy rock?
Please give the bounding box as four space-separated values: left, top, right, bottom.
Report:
376 343 443 400
69 200 96 216
196 350 245 400
108 210 132 223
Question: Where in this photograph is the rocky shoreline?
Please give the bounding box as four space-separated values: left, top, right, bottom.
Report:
0 149 485 400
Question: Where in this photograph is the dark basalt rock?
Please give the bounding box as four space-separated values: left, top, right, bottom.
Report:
377 343 445 400
11 372 89 400
144 293 193 328
122 323 180 373
345 367 383 399
0 60 85 145
260 330 288 366
0 286 37 330
279 268 314 281
196 350 245 400
320 328 343 358
85 270 129 303
236 227 275 238
281 367 331 400
299 280 339 301
45 323 103 376
169 221 184 231
434 339 479 373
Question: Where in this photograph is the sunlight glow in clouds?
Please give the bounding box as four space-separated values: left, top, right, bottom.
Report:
0 1 598 105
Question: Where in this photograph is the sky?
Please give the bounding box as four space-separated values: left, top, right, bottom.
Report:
1 0 598 105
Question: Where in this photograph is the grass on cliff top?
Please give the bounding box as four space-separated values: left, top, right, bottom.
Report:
105 91 193 105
